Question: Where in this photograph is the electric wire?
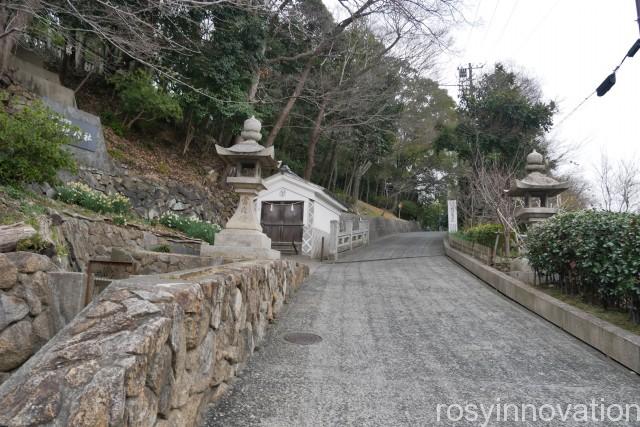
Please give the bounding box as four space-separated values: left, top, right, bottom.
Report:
494 0 519 44
516 0 563 52
464 0 485 49
480 0 500 47
553 48 633 129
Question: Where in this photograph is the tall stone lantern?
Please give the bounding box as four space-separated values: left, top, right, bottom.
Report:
506 149 570 226
208 117 280 260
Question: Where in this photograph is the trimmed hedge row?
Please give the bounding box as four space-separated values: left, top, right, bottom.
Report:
527 211 640 323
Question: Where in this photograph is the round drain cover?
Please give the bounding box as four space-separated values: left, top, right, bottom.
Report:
283 332 322 345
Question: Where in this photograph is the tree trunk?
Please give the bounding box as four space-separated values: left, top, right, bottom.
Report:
265 58 313 147
0 223 37 252
502 226 511 258
182 114 195 155
328 148 339 191
303 97 328 181
126 110 145 129
0 2 39 72
351 161 372 200
74 30 85 72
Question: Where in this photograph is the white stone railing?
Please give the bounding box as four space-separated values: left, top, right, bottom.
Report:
329 216 370 259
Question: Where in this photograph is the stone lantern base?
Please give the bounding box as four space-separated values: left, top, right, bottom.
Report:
202 229 280 260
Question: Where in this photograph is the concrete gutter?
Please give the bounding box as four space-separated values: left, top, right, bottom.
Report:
444 238 640 374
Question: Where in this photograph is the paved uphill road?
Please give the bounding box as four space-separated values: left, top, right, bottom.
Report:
204 232 640 426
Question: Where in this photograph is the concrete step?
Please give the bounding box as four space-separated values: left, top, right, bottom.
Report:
272 242 300 255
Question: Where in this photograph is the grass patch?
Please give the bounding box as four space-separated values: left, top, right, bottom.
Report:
108 147 128 162
156 162 170 175
16 233 50 254
537 285 640 335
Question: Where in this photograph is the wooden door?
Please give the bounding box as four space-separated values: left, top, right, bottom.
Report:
261 201 304 243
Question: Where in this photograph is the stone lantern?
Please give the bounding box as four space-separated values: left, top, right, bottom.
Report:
506 149 570 225
207 116 280 260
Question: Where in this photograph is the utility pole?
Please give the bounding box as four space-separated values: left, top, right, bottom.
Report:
457 63 483 100
636 0 640 34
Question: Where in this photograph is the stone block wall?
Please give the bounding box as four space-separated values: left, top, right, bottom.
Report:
0 252 64 385
131 250 222 275
60 216 169 271
0 260 308 426
367 217 421 242
73 168 237 225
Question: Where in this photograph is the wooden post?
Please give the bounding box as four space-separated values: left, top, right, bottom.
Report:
492 233 500 266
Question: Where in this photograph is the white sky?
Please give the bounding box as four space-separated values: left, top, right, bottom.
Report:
438 0 640 181
324 0 640 186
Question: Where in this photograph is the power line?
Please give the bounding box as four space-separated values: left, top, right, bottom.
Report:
553 38 640 130
516 0 563 52
495 0 519 44
553 91 596 129
480 0 500 47
464 0 484 49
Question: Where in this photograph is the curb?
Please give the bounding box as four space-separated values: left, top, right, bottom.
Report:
444 238 640 374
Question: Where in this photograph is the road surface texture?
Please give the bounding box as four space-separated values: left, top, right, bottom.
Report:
204 232 640 426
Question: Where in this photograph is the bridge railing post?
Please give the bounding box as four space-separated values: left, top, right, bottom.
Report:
345 220 353 250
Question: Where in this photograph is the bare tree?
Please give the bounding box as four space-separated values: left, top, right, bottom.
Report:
0 0 256 93
469 148 521 256
594 152 640 212
263 0 461 147
557 173 595 211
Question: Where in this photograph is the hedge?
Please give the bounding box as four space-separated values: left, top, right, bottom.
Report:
527 211 640 323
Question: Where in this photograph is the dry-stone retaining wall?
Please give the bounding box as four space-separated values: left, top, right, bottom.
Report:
71 167 237 224
0 259 308 426
0 252 64 385
58 215 195 271
131 250 221 275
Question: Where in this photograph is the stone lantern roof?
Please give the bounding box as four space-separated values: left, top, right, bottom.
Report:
215 116 278 170
507 150 569 197
507 149 570 225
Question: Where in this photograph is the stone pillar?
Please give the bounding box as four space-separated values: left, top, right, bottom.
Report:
329 220 338 261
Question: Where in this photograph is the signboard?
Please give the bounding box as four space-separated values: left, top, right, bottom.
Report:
447 199 458 233
44 99 100 152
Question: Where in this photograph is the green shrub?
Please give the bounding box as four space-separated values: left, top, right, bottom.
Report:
0 101 77 185
527 211 640 322
399 200 419 221
461 223 504 248
420 201 446 230
110 69 182 129
57 182 131 215
3 185 26 200
159 213 221 244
